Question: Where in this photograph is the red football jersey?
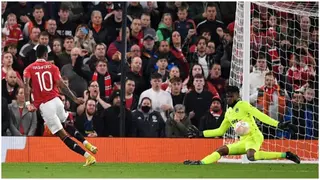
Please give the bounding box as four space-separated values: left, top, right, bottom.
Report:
23 59 61 108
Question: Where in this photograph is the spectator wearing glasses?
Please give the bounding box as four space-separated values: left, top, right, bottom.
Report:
165 104 191 137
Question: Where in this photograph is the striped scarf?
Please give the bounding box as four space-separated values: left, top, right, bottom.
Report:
92 72 112 98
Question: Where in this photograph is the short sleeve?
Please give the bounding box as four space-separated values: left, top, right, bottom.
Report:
23 66 31 78
52 65 62 82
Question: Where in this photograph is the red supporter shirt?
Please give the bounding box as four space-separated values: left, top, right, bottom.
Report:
2 68 22 80
23 59 61 108
125 96 133 110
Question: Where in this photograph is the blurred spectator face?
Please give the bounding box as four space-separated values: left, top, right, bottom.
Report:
170 67 180 78
156 59 168 70
47 20 57 34
151 78 162 90
96 61 108 75
39 35 49 46
6 70 17 87
193 77 205 91
141 14 151 28
130 2 139 6
33 8 44 21
197 39 207 53
131 57 142 73
175 2 182 7
300 16 310 32
7 15 17 26
264 74 275 88
210 100 221 112
2 53 13 67
192 65 202 77
64 38 74 52
19 2 26 6
143 39 154 50
114 9 122 20
119 27 130 40
125 80 135 95
95 44 106 57
292 92 304 107
202 32 211 41
92 12 102 25
141 98 152 112
16 88 25 103
224 32 232 42
252 18 262 32
177 9 187 21
113 96 121 106
2 2 7 11
172 31 181 44
86 99 96 116
7 46 17 56
206 6 217 21
130 45 141 58
53 40 62 54
279 20 288 33
59 9 69 21
206 42 215 54
311 29 318 43
131 19 142 33
268 15 277 28
163 14 172 27
89 81 99 98
304 88 315 102
59 94 70 110
70 48 80 62
159 41 169 53
210 64 221 79
30 28 41 41
171 81 182 93
256 58 267 71
175 107 186 120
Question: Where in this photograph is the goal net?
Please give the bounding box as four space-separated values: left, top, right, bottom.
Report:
223 1 319 164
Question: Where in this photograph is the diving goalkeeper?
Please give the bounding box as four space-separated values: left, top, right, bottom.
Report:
184 86 300 165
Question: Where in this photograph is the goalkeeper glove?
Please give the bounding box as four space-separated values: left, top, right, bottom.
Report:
187 125 203 138
278 121 298 134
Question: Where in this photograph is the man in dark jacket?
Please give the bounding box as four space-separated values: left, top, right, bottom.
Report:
100 90 132 137
199 96 224 134
183 74 213 127
132 97 165 137
2 97 10 136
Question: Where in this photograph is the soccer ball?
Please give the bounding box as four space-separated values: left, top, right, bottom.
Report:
234 121 250 136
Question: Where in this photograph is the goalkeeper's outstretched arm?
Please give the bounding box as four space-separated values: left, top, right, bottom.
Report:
202 117 231 137
241 101 279 127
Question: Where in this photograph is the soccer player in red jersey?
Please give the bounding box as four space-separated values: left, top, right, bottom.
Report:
23 45 97 166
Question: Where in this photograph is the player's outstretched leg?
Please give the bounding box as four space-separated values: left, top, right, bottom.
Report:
55 129 96 166
246 149 300 164
64 123 98 154
184 145 229 165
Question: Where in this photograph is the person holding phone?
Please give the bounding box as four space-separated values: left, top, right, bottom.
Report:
74 24 96 55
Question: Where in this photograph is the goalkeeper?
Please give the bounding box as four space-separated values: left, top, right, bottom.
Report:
184 86 300 165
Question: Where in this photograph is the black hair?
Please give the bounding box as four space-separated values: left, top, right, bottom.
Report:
151 72 162 80
225 86 240 94
36 44 48 59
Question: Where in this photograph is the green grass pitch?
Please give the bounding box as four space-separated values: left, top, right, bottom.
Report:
2 163 318 178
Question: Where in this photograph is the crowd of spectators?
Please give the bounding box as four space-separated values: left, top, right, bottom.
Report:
1 2 318 140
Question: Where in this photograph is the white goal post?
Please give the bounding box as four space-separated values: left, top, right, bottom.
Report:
221 1 319 164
